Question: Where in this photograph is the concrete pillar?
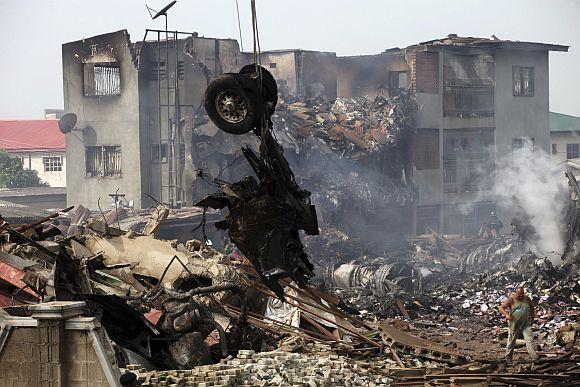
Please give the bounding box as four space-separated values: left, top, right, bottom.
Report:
28 301 85 387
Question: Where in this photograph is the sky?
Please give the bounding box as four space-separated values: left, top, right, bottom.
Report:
0 0 578 118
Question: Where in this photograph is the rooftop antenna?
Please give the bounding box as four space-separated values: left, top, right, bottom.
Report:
146 0 177 32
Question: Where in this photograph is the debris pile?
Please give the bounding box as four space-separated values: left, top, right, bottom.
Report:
126 349 395 387
272 91 416 160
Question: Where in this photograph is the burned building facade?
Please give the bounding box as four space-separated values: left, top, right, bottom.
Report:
334 36 568 236
62 30 249 209
63 32 567 237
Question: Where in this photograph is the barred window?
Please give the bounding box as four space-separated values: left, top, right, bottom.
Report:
84 63 121 96
513 67 534 96
86 145 122 177
567 143 580 159
443 54 495 117
42 156 62 172
443 128 494 193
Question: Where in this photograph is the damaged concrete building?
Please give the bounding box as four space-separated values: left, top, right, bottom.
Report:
62 31 567 240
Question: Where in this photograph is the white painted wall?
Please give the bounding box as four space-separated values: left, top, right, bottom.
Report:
550 132 580 164
9 151 66 187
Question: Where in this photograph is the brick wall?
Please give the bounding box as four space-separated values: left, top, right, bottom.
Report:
63 330 110 387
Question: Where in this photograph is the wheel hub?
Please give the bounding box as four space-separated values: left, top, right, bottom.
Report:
215 90 248 124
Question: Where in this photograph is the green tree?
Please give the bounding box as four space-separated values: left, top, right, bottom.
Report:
0 151 48 188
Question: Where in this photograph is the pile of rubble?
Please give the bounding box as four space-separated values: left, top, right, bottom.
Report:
128 349 395 387
272 91 416 160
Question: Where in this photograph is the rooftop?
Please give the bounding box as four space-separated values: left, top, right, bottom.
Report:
0 187 67 198
407 34 569 52
550 112 580 132
0 120 65 152
0 199 50 221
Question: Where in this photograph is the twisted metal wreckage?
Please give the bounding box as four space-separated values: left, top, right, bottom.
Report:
1 64 449 371
1 64 579 385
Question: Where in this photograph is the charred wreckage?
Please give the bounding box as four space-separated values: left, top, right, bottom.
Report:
0 63 579 386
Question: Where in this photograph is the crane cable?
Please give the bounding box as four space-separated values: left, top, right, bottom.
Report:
250 0 263 93
235 0 244 51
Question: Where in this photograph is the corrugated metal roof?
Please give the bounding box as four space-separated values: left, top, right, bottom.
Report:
0 200 50 220
550 112 580 132
0 120 65 152
0 187 67 198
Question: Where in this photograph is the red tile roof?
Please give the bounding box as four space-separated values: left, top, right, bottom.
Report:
0 120 65 152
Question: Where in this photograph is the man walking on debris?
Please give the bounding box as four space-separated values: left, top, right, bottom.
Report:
499 286 539 361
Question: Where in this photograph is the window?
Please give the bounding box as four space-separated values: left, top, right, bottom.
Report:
269 62 277 69
43 156 62 172
443 128 494 193
552 144 558 155
415 52 439 94
151 61 166 80
443 54 494 117
84 63 121 96
413 128 439 170
151 144 168 163
567 143 580 159
416 205 440 234
512 137 534 153
86 146 122 177
513 66 534 96
389 71 408 95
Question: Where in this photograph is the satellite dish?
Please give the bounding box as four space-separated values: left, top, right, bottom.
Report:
153 0 177 19
58 113 77 134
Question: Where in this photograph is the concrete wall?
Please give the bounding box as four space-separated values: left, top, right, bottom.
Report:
299 51 337 100
63 30 142 210
260 51 299 96
0 304 119 387
10 151 66 187
337 52 409 99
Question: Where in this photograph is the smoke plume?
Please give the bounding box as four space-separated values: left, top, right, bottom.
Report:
490 147 568 263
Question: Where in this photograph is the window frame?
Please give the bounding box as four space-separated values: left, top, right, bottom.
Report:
567 143 580 159
42 156 63 172
151 143 169 163
512 66 534 97
442 54 495 117
85 145 122 178
83 62 121 97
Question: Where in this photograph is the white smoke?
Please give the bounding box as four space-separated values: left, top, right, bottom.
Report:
490 147 568 264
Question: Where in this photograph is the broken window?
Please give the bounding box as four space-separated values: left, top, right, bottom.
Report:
42 156 62 172
513 66 534 96
85 145 122 177
443 54 494 117
416 205 440 234
552 143 558 155
83 63 121 96
389 71 408 95
443 128 494 193
415 52 439 94
567 143 580 159
512 137 534 153
151 143 168 163
413 128 439 170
